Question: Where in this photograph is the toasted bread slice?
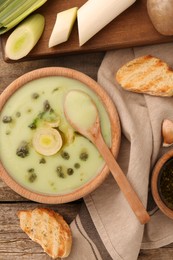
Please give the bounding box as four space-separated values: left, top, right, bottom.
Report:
116 55 173 96
17 208 72 259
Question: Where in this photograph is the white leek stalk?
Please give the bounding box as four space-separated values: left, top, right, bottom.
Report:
77 0 136 46
49 7 78 48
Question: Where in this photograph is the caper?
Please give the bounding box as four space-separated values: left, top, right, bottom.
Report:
59 172 65 178
79 152 88 161
74 163 80 169
2 116 12 123
43 100 50 111
56 166 62 173
39 158 46 164
28 121 37 129
28 168 34 173
28 172 37 183
67 168 74 175
56 166 65 178
16 141 29 158
61 151 70 160
32 92 39 99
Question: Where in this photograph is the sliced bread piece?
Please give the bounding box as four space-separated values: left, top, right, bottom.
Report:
115 55 173 96
17 208 72 259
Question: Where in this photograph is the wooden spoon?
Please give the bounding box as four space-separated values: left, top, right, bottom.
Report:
64 90 150 224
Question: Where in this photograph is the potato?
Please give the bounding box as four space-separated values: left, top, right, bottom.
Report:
147 0 173 35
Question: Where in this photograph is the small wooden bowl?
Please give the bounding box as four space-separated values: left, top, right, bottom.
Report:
0 67 121 204
151 149 173 219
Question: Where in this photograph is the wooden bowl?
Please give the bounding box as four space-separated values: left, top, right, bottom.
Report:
0 67 121 204
151 149 173 219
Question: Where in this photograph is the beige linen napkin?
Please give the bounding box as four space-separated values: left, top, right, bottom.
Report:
66 43 173 260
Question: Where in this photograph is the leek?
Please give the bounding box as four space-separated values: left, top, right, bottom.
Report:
0 0 38 26
0 0 47 34
49 7 78 48
0 0 12 13
5 13 45 60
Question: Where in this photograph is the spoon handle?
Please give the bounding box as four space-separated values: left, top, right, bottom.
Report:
95 134 150 224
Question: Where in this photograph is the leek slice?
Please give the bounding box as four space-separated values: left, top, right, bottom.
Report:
0 0 47 34
49 7 78 48
5 13 45 60
32 127 63 156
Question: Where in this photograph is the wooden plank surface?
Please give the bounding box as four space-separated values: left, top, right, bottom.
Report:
0 45 173 259
1 0 173 62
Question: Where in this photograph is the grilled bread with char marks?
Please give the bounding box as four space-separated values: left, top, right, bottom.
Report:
17 208 72 259
116 55 173 96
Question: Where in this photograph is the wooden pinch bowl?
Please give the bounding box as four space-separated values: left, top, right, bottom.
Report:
0 67 121 204
151 149 173 219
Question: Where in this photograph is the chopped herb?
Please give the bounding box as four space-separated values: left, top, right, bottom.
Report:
32 92 39 99
37 111 45 119
61 151 70 160
79 152 88 161
5 131 11 135
16 141 29 158
28 114 43 129
74 163 80 169
67 168 74 175
39 158 46 164
2 115 12 123
52 87 59 92
28 102 58 130
50 108 55 114
27 108 32 113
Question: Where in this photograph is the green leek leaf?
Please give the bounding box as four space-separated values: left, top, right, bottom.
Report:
0 0 47 34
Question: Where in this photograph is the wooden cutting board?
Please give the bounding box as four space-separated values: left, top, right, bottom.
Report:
1 0 173 62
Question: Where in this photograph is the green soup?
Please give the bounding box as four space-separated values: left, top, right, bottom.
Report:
0 76 111 195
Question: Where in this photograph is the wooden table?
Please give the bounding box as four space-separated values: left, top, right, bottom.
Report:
0 44 173 260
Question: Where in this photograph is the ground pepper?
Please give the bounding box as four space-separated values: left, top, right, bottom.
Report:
159 158 173 210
